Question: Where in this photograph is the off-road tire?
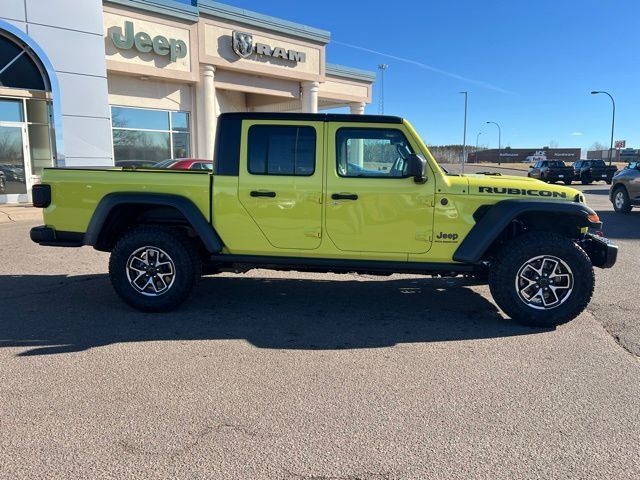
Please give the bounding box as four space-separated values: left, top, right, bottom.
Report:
612 186 632 213
489 232 594 328
109 226 200 312
581 177 592 185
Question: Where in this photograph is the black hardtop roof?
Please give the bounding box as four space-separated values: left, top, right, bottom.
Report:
218 112 404 124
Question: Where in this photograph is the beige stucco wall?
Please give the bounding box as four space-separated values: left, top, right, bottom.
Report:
199 20 323 82
107 74 192 111
320 77 372 103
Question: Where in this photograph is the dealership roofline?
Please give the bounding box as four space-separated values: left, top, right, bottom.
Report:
326 63 377 82
104 0 332 43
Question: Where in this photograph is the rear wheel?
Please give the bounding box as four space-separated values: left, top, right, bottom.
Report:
109 226 200 311
489 232 594 327
563 179 572 185
612 186 632 213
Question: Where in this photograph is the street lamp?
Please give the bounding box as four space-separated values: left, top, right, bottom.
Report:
460 91 468 172
591 91 615 166
486 121 501 165
475 132 482 164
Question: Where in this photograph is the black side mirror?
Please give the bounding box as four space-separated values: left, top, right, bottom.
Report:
407 154 428 184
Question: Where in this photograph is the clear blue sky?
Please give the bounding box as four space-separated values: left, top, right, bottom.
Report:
217 0 637 152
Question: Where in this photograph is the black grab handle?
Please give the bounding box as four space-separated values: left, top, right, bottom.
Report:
250 191 276 198
331 193 358 200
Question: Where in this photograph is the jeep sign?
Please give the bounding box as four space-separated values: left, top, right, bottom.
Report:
232 31 306 63
111 21 187 62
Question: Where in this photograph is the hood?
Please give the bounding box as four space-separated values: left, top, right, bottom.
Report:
445 173 582 201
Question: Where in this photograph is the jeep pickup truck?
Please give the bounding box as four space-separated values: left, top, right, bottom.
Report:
30 113 617 327
573 159 617 185
527 160 575 185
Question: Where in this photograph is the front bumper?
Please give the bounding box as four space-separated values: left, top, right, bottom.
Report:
30 226 84 247
579 233 618 269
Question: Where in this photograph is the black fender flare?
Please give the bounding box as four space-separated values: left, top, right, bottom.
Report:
84 193 223 253
453 199 601 264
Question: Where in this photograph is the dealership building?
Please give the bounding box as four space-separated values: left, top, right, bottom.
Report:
468 148 581 164
0 0 375 203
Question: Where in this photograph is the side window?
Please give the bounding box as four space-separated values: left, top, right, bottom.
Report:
336 128 415 178
248 125 316 176
534 162 540 168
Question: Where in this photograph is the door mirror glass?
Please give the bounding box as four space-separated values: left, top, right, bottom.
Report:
407 154 427 184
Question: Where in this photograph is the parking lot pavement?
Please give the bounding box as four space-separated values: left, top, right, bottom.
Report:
1 182 639 478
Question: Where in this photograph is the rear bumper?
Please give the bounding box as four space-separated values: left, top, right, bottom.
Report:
30 226 84 247
579 233 618 269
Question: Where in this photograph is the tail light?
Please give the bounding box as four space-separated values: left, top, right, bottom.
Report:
32 184 51 208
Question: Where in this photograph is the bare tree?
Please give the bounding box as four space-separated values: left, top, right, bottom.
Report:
590 141 606 151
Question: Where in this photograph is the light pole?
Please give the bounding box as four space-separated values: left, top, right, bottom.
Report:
486 121 501 165
475 132 482 164
591 91 615 166
460 91 468 172
378 64 388 115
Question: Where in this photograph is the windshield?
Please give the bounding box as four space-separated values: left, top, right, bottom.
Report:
547 161 566 168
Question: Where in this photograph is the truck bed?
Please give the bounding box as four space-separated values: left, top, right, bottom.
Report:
40 168 211 234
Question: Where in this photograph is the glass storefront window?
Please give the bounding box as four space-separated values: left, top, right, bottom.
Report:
111 106 191 166
0 99 24 122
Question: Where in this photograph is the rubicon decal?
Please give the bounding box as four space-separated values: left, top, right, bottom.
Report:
478 186 567 198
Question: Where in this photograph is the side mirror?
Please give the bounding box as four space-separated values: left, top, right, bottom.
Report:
407 154 428 184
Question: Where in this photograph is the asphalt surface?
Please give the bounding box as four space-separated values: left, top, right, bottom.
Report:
0 168 638 479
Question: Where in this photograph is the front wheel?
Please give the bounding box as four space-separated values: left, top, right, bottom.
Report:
612 186 632 213
109 226 200 311
489 232 594 327
563 180 572 185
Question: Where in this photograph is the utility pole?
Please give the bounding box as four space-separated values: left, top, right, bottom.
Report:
460 92 468 173
378 64 388 115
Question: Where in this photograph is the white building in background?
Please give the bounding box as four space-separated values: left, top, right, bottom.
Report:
0 0 375 204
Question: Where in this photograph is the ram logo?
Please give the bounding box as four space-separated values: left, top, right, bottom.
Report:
232 31 254 58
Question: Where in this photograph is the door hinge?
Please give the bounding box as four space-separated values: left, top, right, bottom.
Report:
304 227 322 238
305 192 322 204
415 230 431 242
417 194 434 207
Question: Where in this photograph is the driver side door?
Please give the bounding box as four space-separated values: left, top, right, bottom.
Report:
324 123 435 255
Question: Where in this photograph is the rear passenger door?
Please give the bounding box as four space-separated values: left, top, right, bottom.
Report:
238 121 323 250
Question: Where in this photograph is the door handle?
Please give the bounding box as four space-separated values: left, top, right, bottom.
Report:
331 193 358 200
250 190 276 198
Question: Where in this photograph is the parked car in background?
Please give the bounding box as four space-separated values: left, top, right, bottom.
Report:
115 160 158 169
168 159 213 171
0 170 5 193
573 160 617 185
610 162 640 213
527 160 574 184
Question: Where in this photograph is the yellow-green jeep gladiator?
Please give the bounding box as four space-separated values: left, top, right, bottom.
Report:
30 113 617 327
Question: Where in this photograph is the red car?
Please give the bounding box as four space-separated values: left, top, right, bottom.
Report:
167 159 212 171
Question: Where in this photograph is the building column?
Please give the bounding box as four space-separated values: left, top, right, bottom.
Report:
196 65 217 160
301 81 319 113
348 103 366 167
349 102 366 115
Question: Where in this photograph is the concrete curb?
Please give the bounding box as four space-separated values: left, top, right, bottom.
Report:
0 205 42 225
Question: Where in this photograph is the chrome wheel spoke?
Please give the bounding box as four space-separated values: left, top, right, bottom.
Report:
126 246 176 297
515 255 574 311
